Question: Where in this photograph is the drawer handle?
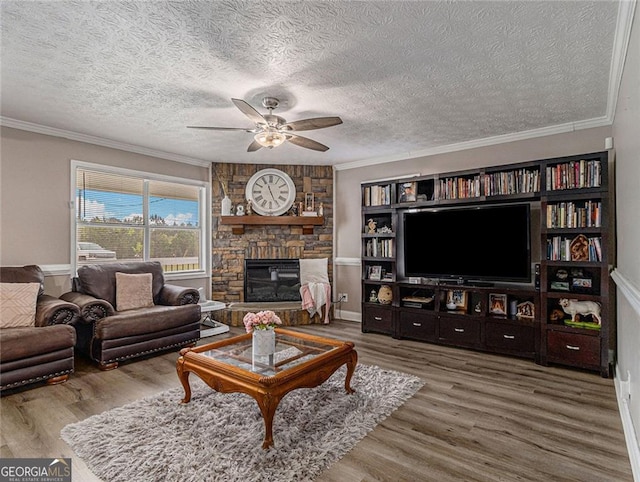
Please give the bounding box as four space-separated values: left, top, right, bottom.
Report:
503 334 515 340
454 328 465 333
412 322 422 327
374 316 382 321
566 345 581 351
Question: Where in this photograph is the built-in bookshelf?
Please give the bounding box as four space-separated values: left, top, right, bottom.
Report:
361 151 613 377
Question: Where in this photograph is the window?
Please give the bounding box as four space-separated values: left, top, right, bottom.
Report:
73 162 208 275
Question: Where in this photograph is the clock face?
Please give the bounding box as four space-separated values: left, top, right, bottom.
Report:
245 168 296 216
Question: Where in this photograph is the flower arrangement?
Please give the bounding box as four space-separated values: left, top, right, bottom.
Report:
243 310 282 333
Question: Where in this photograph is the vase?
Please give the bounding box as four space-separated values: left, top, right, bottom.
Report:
252 328 276 356
221 195 232 216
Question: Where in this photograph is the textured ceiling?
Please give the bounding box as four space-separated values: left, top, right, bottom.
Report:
0 1 624 167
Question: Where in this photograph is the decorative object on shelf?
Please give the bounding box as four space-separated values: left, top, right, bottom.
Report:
398 182 417 203
369 265 382 280
377 285 393 305
559 298 601 325
489 293 507 315
369 289 378 303
221 195 232 216
214 165 231 216
236 204 245 216
569 234 590 261
509 300 518 316
377 225 392 234
298 201 304 216
516 301 535 319
550 268 570 291
246 199 253 215
305 192 315 213
318 203 324 216
245 168 296 216
367 219 377 234
446 290 467 311
474 301 482 313
291 203 298 216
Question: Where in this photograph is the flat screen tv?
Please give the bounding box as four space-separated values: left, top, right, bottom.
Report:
402 203 531 283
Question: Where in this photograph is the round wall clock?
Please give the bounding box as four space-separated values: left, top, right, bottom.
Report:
245 168 296 216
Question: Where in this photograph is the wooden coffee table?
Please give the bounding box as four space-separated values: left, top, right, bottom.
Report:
176 328 358 449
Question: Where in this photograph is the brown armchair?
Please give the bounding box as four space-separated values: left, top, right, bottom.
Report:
61 261 201 370
0 265 79 391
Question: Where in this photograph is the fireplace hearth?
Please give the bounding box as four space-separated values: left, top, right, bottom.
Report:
244 259 301 303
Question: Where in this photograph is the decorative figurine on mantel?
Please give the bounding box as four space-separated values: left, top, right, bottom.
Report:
298 201 304 216
236 204 245 216
367 219 377 234
246 199 253 215
318 203 324 216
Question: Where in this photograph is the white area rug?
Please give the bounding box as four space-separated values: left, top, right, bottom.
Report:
61 364 424 482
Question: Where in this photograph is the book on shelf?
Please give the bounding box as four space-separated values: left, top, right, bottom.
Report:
545 159 601 191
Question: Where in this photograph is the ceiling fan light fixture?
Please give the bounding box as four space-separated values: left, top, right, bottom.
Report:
254 130 287 148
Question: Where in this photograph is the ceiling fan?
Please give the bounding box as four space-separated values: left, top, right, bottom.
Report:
187 97 342 152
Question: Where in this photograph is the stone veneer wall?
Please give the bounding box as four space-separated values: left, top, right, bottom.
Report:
211 163 333 304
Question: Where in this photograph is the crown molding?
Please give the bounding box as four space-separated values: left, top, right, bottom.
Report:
0 117 212 168
334 117 612 171
607 0 637 121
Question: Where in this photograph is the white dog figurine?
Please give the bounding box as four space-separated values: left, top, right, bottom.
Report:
559 298 601 325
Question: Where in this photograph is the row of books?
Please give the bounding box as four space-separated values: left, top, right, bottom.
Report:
546 236 602 261
483 169 541 196
546 159 602 191
546 201 602 228
436 175 482 200
364 239 394 258
363 184 391 206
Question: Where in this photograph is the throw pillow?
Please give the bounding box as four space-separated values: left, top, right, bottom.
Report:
0 282 40 328
115 272 154 311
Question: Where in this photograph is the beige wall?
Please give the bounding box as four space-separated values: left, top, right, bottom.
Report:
0 127 211 295
611 3 640 450
333 126 613 318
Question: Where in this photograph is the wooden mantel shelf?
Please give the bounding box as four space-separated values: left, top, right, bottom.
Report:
220 215 324 235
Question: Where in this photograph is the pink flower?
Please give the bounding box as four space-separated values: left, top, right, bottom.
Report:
243 310 282 333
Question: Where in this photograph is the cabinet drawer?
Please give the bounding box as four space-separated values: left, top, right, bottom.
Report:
438 316 481 345
362 305 394 335
399 311 437 341
485 321 535 353
547 331 600 367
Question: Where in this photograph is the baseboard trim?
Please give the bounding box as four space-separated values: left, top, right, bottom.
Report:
334 309 361 323
615 363 640 481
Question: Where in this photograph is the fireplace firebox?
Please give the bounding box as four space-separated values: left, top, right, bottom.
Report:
244 259 301 302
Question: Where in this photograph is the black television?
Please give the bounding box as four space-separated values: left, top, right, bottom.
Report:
402 203 531 284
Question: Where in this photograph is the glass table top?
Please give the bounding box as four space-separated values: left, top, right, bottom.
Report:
199 331 338 376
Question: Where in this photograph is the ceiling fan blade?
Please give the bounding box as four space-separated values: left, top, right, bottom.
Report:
286 133 330 152
284 116 343 131
231 98 267 126
187 126 255 132
247 139 263 152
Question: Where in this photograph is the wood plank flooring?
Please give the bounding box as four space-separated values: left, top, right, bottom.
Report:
0 320 632 481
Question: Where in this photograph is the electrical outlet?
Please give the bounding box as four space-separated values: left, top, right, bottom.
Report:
338 293 348 302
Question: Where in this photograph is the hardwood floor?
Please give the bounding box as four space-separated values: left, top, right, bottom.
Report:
1 319 632 481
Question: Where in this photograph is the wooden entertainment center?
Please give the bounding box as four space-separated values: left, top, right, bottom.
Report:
361 151 613 377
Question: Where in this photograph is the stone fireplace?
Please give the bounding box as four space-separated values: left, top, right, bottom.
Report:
244 259 301 302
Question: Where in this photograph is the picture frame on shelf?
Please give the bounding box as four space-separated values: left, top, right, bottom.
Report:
369 265 382 281
446 290 467 311
304 192 315 213
398 182 417 203
489 293 507 315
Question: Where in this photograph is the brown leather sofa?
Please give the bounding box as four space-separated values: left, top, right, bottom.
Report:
61 261 201 370
0 265 80 391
